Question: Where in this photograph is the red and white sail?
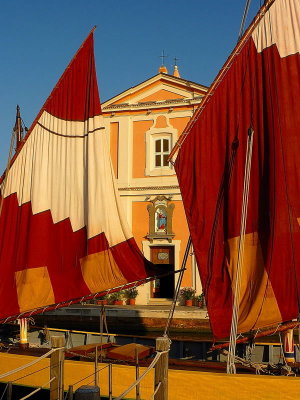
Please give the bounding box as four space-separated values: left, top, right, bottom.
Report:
175 0 300 339
0 31 155 322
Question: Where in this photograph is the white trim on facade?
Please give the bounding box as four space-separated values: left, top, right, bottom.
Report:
145 117 178 177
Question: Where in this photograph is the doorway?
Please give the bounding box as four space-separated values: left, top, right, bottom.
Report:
150 246 174 299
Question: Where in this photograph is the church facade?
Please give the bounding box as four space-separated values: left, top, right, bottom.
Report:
102 66 208 304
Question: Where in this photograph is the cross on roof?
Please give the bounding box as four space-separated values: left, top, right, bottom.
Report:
174 56 179 66
160 50 168 65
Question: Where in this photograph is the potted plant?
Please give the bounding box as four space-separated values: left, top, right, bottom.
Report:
96 294 108 305
195 293 205 308
109 291 124 305
124 287 139 305
180 287 196 306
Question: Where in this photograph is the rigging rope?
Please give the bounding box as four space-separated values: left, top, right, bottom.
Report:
148 382 161 400
227 127 254 374
114 350 169 400
18 376 55 400
71 365 109 388
0 384 8 400
238 0 253 40
163 236 192 337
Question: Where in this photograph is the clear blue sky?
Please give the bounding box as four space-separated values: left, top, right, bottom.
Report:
0 0 262 173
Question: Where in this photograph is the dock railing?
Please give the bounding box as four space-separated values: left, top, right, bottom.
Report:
0 335 170 400
0 336 64 400
112 337 170 400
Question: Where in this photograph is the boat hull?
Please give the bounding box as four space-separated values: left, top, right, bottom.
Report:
0 352 299 400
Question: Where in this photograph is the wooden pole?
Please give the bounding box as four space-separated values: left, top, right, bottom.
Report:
135 348 140 400
50 336 65 400
108 363 113 400
94 346 99 386
100 307 103 363
68 385 73 400
154 337 170 400
6 382 12 400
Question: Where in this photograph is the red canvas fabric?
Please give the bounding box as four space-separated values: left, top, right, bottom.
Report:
44 33 101 121
0 32 155 322
175 0 300 339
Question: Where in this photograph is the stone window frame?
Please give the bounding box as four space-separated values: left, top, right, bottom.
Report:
145 123 177 177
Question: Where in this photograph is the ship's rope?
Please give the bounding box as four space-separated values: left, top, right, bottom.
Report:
114 348 170 400
227 128 254 374
71 364 109 388
0 347 62 379
0 385 8 400
148 382 161 400
18 376 55 400
223 349 269 375
10 363 57 383
238 0 253 40
163 236 191 337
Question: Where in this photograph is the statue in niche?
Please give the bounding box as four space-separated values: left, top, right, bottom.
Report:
146 195 175 242
156 207 167 233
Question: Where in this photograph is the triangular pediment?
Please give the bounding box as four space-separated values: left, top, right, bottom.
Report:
139 89 185 103
102 73 208 110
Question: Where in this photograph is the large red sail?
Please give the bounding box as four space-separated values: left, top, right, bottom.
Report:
0 31 155 322
175 0 300 339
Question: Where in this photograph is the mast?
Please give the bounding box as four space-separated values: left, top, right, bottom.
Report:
13 105 26 152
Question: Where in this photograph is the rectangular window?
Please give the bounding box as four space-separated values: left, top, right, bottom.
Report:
155 155 161 167
163 139 169 152
155 138 170 168
155 140 161 152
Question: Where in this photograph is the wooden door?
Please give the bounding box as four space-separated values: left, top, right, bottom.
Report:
150 246 174 298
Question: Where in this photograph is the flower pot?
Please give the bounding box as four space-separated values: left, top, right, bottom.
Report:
97 299 107 305
197 300 204 308
127 299 136 305
113 300 123 305
185 299 193 306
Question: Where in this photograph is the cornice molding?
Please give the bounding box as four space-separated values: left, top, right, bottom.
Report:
118 185 179 191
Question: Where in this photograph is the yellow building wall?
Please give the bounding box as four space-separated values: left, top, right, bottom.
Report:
132 120 153 179
132 201 149 251
104 75 208 299
170 116 191 135
132 200 193 287
172 200 192 287
132 116 192 180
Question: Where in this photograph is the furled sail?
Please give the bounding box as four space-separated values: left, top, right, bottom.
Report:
0 30 156 322
174 0 300 339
